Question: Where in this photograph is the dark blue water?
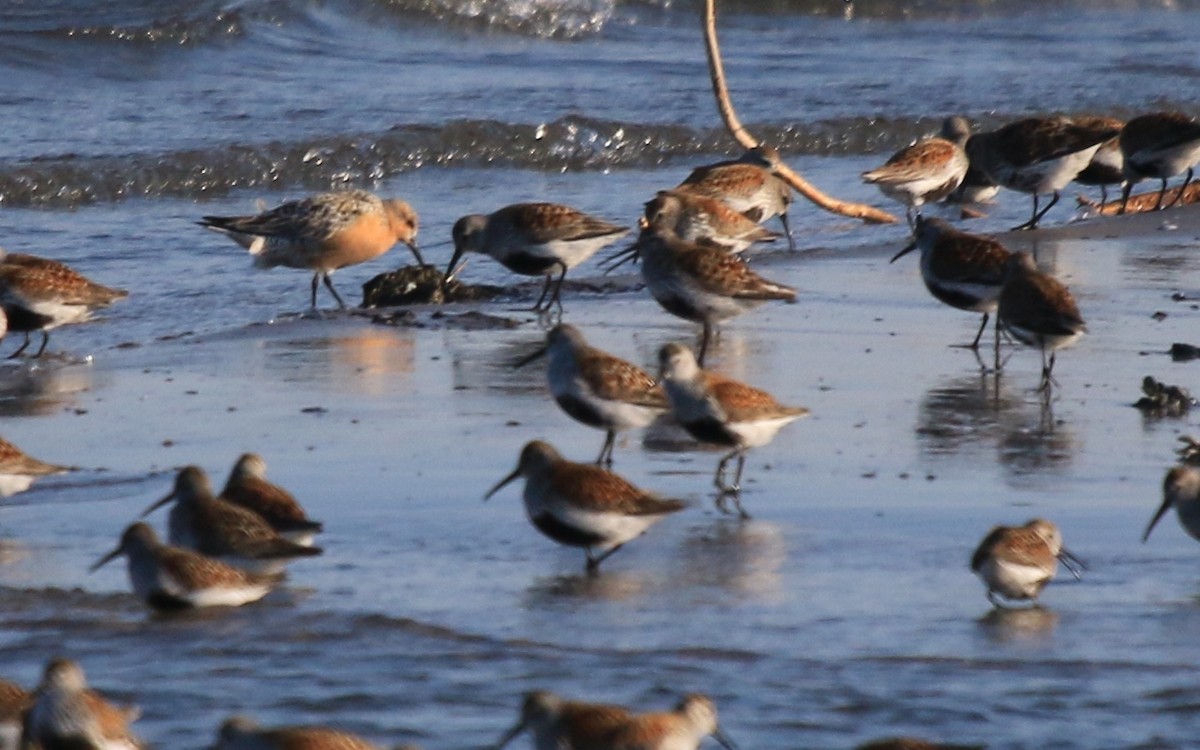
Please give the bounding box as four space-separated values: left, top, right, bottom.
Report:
2 2 1200 749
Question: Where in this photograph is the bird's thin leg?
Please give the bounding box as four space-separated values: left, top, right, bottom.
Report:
1119 181 1134 214
532 275 554 312
1164 168 1193 209
1154 177 1168 210
547 261 568 312
323 275 347 309
588 544 624 573
698 322 712 367
32 332 49 358
596 431 616 468
310 274 320 309
779 212 795 252
7 333 31 359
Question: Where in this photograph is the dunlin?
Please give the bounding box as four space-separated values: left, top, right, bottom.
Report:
657 343 809 517
1072 115 1125 207
622 203 796 366
142 466 322 573
643 190 779 254
484 440 685 573
946 117 1000 205
22 657 142 750
90 522 281 610
493 690 632 750
220 453 323 546
0 436 69 497
0 678 30 750
199 189 422 309
997 252 1086 390
519 324 668 466
967 116 1117 229
214 715 384 750
676 145 795 251
1142 464 1200 543
970 518 1083 606
603 694 737 750
890 217 1011 350
0 257 127 358
446 202 628 312
861 117 969 226
1118 110 1200 212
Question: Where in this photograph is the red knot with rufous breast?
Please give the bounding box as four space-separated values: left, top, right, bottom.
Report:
198 189 422 309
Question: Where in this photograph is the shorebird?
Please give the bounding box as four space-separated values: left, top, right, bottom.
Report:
970 518 1084 606
1142 464 1200 543
676 145 795 251
890 217 1011 350
0 436 69 497
0 256 127 358
198 189 422 309
0 678 30 750
616 200 796 366
997 252 1086 390
90 522 281 610
967 116 1117 230
603 694 737 750
220 453 323 546
213 715 385 750
518 324 668 467
861 116 970 226
1072 115 1126 207
493 690 633 750
142 466 322 573
945 117 1000 206
1118 110 1200 213
642 190 779 254
22 657 142 750
657 343 809 517
445 202 628 312
485 440 685 573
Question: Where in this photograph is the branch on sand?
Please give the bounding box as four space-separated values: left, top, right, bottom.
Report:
701 0 898 225
1077 181 1200 216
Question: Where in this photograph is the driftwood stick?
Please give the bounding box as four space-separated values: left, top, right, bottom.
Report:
701 0 897 225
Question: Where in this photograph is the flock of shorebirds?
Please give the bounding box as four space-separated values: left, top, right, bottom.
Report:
1 108 1200 750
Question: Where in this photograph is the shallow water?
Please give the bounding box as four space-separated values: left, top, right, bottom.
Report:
2 1 1200 749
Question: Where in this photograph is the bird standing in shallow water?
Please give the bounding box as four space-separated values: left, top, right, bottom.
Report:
1118 110 1200 213
616 197 796 366
519 324 668 467
890 217 1011 352
676 145 795 251
22 658 142 750
90 522 282 610
1142 464 1200 544
142 465 323 573
219 453 323 546
199 189 422 310
657 343 809 517
602 694 738 750
492 690 633 750
996 252 1086 391
968 116 1117 230
445 202 627 313
970 518 1084 607
862 116 970 227
0 252 127 359
213 715 387 750
485 440 685 573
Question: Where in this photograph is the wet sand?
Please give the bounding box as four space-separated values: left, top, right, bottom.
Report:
1 203 1199 749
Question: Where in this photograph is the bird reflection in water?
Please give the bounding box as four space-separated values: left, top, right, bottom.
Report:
916 366 1015 461
673 519 786 601
977 604 1059 643
524 569 652 606
0 361 93 417
997 393 1079 481
260 327 415 395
